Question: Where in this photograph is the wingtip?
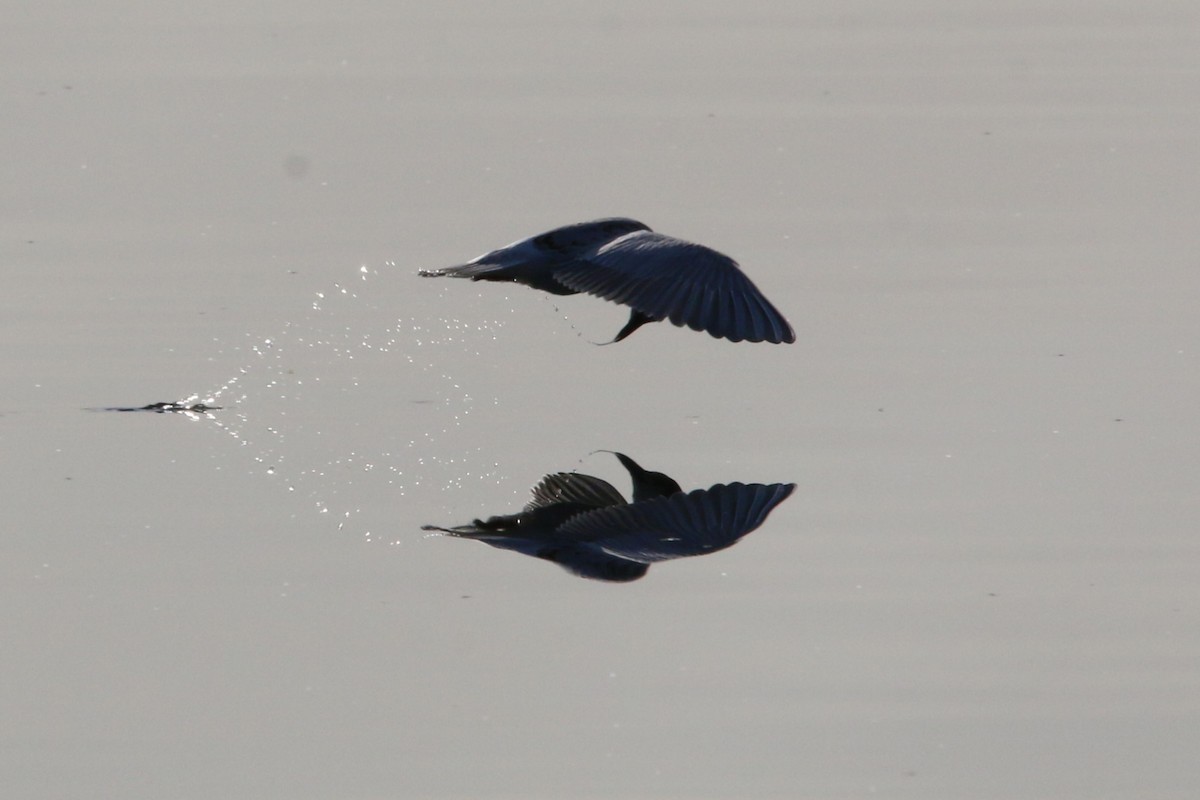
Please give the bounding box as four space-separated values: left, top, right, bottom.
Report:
778 319 797 344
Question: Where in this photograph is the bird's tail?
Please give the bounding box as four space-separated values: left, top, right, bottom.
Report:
421 515 517 538
420 523 488 537
418 262 516 280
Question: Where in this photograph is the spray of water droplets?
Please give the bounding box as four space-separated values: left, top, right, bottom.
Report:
192 262 509 541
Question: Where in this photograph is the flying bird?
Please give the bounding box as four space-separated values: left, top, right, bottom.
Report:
419 218 795 344
422 452 795 582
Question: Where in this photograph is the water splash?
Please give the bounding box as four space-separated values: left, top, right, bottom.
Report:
191 261 511 538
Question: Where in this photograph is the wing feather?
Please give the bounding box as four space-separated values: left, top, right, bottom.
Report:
554 231 795 344
526 472 626 511
557 482 796 563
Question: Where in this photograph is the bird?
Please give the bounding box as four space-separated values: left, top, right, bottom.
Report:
421 452 795 582
418 218 795 344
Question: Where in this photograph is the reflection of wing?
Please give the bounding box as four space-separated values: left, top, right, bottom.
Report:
559 482 795 563
535 544 649 582
525 472 627 511
555 231 795 344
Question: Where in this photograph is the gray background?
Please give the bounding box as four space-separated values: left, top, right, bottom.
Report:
3 2 1198 798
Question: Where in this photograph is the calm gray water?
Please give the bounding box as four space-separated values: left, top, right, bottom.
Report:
3 3 1198 798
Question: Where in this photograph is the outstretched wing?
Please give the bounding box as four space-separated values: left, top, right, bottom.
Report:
525 472 627 511
554 231 795 344
557 482 796 563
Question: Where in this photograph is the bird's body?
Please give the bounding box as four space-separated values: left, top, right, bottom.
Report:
419 218 795 344
422 452 795 582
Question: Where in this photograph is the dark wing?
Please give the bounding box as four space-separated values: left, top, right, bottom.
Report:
525 472 627 511
554 231 795 344
534 543 650 582
556 482 796 563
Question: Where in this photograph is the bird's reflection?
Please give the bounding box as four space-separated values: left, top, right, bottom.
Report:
423 452 795 582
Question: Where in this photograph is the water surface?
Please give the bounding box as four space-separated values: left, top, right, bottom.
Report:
3 3 1198 798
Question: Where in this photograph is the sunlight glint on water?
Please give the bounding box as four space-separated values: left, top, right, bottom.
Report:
196 262 508 541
